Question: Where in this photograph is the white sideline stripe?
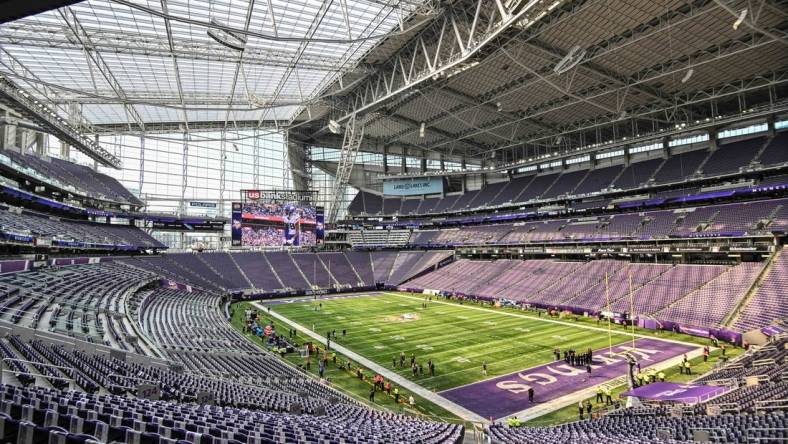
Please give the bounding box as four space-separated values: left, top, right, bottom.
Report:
385 292 702 348
386 293 717 421
252 301 488 424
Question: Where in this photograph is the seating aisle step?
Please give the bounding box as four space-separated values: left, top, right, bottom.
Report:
228 253 255 289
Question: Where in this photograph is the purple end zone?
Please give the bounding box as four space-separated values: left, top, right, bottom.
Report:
439 338 697 419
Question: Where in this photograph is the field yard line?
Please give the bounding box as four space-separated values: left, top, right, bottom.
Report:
276 307 605 384
259 292 382 306
304 311 598 369
386 292 702 349
252 301 489 424
271 297 617 381
401 329 623 385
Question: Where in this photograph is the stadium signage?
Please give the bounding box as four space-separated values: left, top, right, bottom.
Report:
626 247 661 253
383 176 443 196
189 201 217 208
674 247 706 252
244 189 315 202
136 383 161 400
760 325 785 336
621 382 727 404
152 220 225 231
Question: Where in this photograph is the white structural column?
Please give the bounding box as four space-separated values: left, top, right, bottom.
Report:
327 113 366 223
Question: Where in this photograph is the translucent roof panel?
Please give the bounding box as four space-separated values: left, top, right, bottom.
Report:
0 0 427 128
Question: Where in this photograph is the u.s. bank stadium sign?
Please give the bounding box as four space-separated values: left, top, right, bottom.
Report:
243 190 316 202
383 177 443 196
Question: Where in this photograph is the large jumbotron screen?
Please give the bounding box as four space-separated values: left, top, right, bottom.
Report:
231 190 324 247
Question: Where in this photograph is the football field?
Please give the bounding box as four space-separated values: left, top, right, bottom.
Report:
269 292 636 392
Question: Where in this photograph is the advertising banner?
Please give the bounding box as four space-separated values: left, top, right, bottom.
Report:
315 206 325 241
231 202 242 247
383 176 443 196
622 382 727 404
761 325 786 337
189 201 217 208
237 190 318 247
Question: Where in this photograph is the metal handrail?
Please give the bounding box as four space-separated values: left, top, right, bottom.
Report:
745 427 788 443
105 373 159 390
1 357 75 373
754 398 788 413
0 357 76 390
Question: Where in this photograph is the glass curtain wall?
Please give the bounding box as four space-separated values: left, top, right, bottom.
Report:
47 129 291 249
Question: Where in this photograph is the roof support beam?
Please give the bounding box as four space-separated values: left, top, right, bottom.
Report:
483 70 788 168
0 47 96 134
0 76 121 167
58 7 145 132
382 112 489 155
490 69 788 157
256 0 330 128
334 0 571 123
520 38 674 108
382 0 723 151
159 0 188 132
90 119 280 135
328 113 366 223
382 85 561 147
0 0 83 24
422 23 784 152
0 23 358 72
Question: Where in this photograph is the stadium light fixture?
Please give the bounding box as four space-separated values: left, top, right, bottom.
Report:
733 9 748 30
553 46 586 74
328 120 341 134
419 122 426 138
681 68 694 83
207 17 247 51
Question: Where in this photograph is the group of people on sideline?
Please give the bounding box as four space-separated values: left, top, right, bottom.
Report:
393 351 436 378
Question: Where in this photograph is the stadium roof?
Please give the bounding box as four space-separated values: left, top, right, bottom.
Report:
294 0 788 165
0 0 785 166
0 0 430 132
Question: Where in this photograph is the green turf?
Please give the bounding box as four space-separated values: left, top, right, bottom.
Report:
268 292 637 392
229 301 463 423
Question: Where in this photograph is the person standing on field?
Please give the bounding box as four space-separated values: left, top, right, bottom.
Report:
482 360 488 376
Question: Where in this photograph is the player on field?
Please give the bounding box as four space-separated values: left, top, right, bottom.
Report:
283 204 302 246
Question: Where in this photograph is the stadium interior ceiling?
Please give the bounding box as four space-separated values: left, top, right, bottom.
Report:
0 0 786 220
297 0 788 166
0 2 788 441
